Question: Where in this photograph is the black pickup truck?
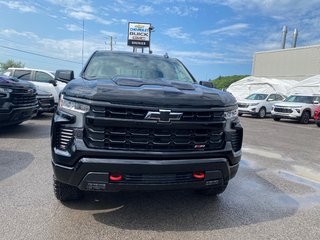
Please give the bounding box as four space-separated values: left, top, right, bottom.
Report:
0 75 38 127
51 51 243 201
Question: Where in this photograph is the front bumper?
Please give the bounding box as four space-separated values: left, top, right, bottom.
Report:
271 111 301 120
37 96 55 113
51 106 242 192
0 105 38 127
238 107 258 115
52 157 238 192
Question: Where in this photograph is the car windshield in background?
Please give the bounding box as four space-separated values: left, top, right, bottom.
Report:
83 52 195 83
246 93 268 100
284 95 315 103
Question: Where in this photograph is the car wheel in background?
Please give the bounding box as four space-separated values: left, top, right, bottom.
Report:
238 113 243 116
257 107 266 118
273 117 281 121
316 121 320 127
299 111 310 124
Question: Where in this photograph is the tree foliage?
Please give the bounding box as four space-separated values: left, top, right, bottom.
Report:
211 75 249 90
0 59 25 72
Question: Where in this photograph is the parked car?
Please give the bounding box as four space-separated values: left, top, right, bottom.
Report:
4 68 66 104
271 94 320 124
51 51 243 201
314 105 320 127
0 75 38 127
237 93 286 118
36 89 55 115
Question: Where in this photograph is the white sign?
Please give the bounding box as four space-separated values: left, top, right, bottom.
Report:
127 22 151 47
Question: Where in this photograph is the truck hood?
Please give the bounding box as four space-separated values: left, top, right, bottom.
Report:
62 78 237 108
0 75 36 90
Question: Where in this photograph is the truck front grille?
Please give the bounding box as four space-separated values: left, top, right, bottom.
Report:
11 88 37 107
91 106 224 122
84 104 227 152
84 126 225 151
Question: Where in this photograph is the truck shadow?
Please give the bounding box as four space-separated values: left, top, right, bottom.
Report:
0 150 34 181
63 163 299 231
0 115 51 139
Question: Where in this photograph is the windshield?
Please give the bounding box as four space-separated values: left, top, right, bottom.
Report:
284 95 315 103
245 93 268 100
83 52 195 83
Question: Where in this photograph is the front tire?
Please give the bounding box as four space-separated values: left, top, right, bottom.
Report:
195 184 227 196
273 117 281 121
316 121 320 127
299 111 310 124
53 176 83 202
257 107 266 118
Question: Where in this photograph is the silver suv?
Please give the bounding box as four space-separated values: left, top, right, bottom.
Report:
237 93 286 118
271 94 320 124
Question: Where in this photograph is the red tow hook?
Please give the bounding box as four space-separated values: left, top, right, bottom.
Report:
109 174 123 181
193 172 205 179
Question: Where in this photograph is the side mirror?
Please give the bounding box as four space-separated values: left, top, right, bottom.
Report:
314 100 319 104
55 70 74 83
49 79 57 86
268 98 274 102
199 81 214 88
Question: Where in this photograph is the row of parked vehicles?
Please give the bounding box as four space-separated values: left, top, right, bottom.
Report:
237 92 320 126
0 67 67 127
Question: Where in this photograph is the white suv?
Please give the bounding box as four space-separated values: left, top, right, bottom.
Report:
237 93 286 118
271 94 320 124
4 68 66 104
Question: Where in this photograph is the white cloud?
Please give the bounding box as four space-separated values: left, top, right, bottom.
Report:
0 1 36 13
0 29 39 39
65 24 83 32
214 0 319 19
100 30 123 38
163 27 195 43
201 23 249 35
165 6 199 16
137 5 154 15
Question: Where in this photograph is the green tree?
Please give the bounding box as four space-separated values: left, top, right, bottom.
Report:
0 59 25 72
211 75 249 90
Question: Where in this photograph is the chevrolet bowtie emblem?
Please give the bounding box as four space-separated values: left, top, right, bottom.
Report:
145 109 182 122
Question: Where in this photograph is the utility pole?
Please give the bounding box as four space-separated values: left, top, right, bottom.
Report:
82 19 85 67
110 36 113 51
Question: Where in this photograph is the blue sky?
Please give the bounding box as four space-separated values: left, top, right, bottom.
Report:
0 0 320 80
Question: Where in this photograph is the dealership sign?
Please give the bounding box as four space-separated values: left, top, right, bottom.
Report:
127 22 151 47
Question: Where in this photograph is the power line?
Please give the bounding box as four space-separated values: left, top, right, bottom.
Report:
0 44 82 64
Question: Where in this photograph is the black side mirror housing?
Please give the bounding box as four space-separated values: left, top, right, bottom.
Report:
199 81 214 88
49 79 57 86
55 70 74 83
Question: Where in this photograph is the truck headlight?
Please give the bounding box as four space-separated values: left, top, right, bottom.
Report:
59 95 89 113
224 109 238 119
0 87 12 97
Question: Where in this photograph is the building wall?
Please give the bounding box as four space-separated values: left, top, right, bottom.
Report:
252 45 320 81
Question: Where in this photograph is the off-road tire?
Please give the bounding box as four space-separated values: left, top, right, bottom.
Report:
299 111 310 124
53 176 83 202
195 184 227 196
257 107 266 118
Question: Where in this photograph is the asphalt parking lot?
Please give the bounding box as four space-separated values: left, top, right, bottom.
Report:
0 114 319 240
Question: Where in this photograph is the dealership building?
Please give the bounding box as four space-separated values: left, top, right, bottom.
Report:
252 44 320 81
